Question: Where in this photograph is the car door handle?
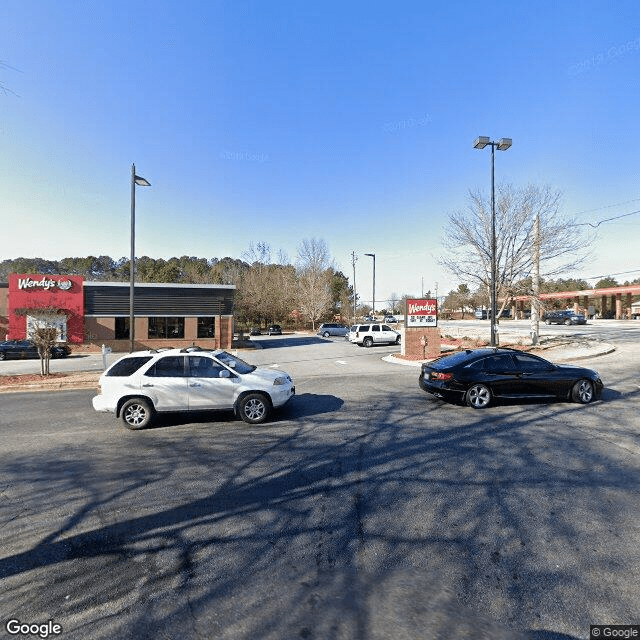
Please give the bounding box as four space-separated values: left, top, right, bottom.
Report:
189 382 202 387
142 383 154 387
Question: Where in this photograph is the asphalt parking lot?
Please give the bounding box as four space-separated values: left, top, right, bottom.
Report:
0 332 639 639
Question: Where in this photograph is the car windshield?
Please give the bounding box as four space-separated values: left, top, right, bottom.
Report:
215 351 256 374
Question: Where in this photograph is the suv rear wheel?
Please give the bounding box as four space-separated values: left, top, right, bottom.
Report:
121 398 154 430
363 336 374 348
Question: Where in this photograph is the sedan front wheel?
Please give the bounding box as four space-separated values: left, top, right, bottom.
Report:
465 384 492 409
572 379 595 404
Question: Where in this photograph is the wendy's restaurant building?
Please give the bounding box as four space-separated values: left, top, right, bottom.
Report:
0 274 236 351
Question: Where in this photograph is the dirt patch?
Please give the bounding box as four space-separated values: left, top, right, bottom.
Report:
0 373 68 387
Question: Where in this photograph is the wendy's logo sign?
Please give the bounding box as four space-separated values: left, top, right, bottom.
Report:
407 298 438 326
17 277 73 291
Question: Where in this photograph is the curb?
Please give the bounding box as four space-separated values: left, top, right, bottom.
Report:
383 343 616 368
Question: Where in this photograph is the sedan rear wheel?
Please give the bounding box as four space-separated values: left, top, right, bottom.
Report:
0 352 6 360
323 331 330 338
465 384 492 409
572 379 595 404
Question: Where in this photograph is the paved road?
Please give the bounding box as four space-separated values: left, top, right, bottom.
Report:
0 337 638 639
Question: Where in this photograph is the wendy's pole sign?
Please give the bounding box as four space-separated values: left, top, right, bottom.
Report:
406 298 437 326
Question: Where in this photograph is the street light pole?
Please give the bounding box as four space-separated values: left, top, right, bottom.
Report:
365 253 375 318
129 164 151 353
473 136 512 347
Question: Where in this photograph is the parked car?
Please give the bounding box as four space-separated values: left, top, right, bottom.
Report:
544 310 587 325
0 339 70 361
267 324 282 335
348 323 401 347
92 346 295 429
249 327 262 336
418 347 602 409
475 309 510 319
384 316 398 323
362 315 375 322
317 323 349 338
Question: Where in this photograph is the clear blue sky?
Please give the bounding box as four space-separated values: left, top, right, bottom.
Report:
2 0 639 308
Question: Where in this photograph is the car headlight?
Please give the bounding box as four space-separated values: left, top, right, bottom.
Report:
273 376 290 386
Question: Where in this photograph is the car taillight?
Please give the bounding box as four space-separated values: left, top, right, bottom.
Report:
431 371 453 381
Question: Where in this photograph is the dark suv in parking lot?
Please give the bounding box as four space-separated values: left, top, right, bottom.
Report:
544 310 587 325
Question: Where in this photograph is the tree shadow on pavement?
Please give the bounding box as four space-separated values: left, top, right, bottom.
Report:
0 386 637 639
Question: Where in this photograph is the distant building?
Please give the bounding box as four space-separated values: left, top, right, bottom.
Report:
0 274 235 350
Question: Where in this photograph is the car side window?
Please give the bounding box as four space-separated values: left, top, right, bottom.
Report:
512 353 551 371
482 355 515 372
146 356 185 377
382 325 391 331
371 325 380 332
106 356 153 377
360 325 370 331
188 356 226 378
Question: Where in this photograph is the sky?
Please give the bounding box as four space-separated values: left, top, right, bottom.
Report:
2 0 640 309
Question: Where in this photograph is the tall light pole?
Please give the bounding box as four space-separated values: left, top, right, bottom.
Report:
351 251 358 323
130 164 151 353
365 253 375 317
473 136 512 347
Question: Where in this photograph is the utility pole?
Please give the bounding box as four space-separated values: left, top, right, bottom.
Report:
351 251 358 323
530 214 540 345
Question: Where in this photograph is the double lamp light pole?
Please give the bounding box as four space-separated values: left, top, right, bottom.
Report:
473 136 511 347
129 164 151 353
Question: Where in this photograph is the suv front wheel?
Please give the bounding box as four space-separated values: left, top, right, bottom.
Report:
238 393 271 424
121 398 154 430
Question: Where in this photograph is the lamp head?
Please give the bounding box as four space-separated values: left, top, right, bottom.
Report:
473 136 490 149
497 138 512 151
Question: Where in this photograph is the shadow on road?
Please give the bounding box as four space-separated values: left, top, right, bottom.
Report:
0 388 635 639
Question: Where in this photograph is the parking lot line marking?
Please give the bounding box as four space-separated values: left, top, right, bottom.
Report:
336 360 348 365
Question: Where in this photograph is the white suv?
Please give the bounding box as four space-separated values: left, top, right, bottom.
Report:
92 347 295 429
347 323 401 347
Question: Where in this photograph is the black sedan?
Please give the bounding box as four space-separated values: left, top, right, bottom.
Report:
0 340 71 361
418 347 603 409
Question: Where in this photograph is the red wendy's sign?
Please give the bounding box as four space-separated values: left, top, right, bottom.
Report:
406 298 438 326
8 274 85 343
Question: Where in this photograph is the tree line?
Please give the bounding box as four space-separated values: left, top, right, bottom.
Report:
0 239 355 329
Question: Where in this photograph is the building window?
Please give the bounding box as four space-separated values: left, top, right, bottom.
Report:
197 317 216 338
148 317 185 339
115 318 129 340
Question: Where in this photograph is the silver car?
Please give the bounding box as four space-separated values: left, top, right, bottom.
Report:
317 323 349 337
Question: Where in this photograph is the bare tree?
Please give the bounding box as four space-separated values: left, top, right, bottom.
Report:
296 238 333 330
32 327 58 376
439 184 592 312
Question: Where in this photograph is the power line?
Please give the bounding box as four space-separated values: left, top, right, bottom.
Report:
571 197 640 216
575 209 640 228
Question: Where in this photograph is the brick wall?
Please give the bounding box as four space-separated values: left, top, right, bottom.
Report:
402 327 441 360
